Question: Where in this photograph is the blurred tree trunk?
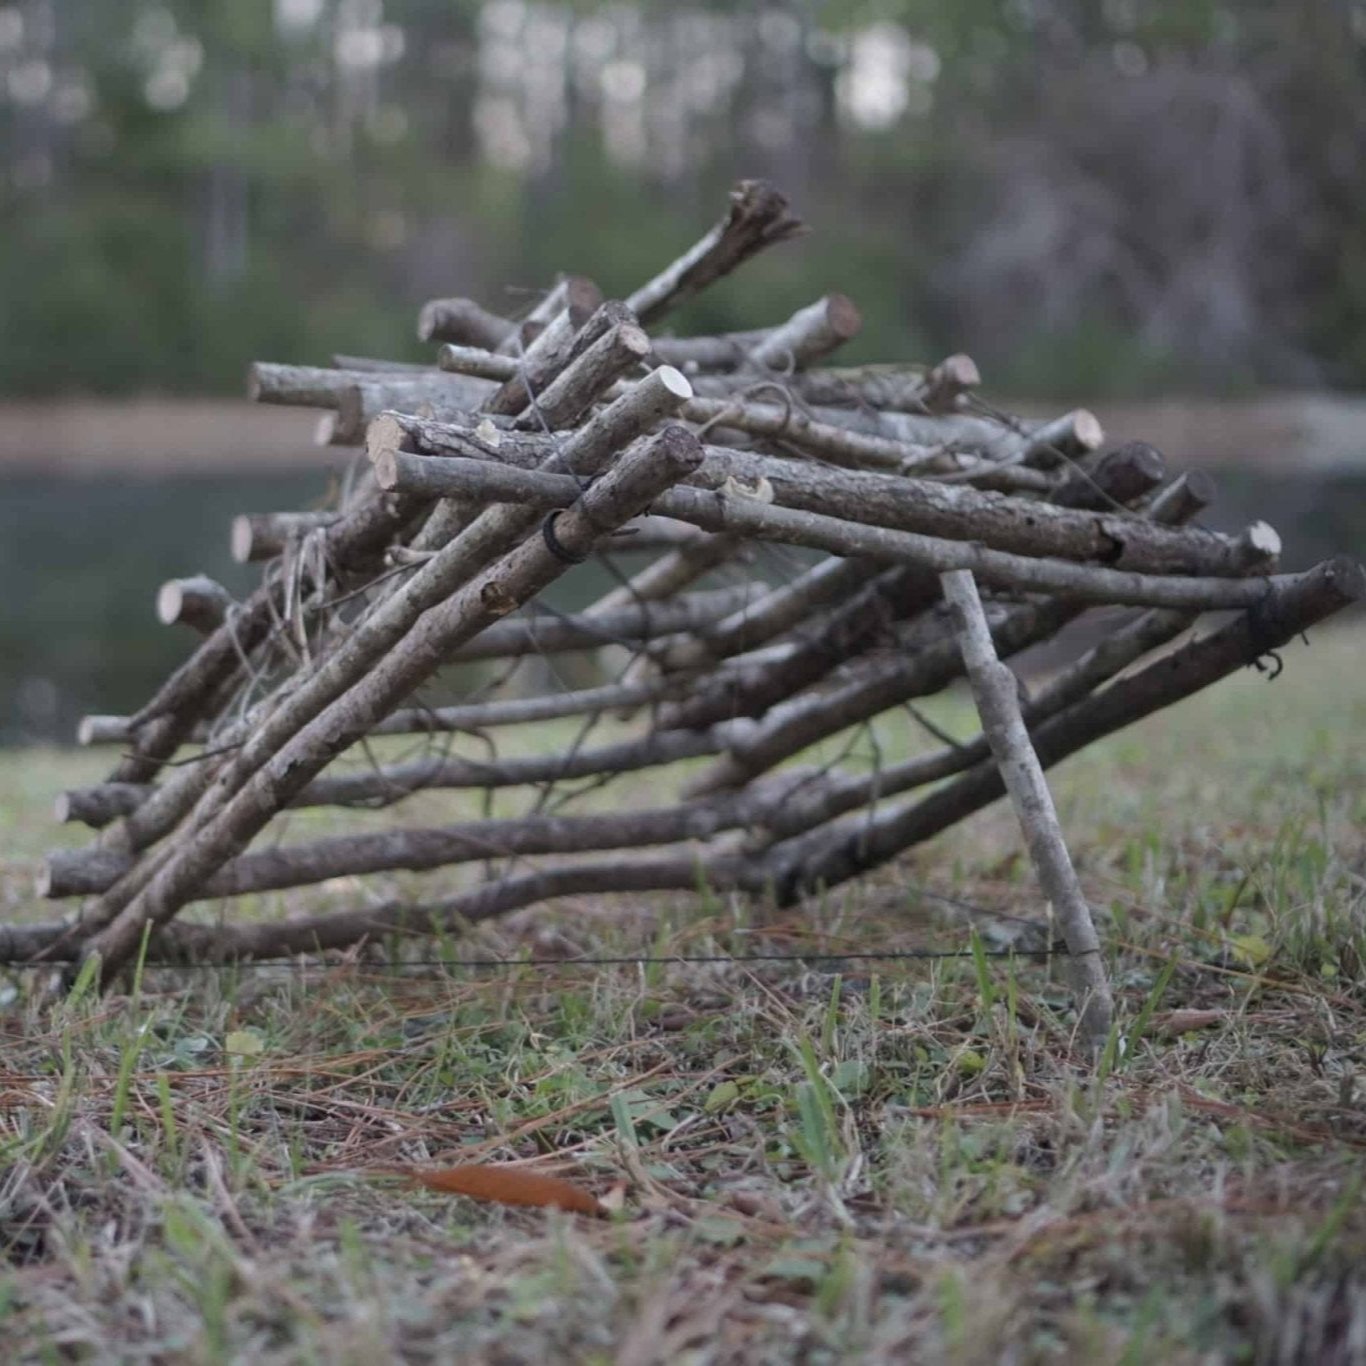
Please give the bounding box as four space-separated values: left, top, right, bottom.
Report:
202 67 250 287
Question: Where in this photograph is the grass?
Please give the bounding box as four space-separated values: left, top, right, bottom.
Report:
1 622 1364 1362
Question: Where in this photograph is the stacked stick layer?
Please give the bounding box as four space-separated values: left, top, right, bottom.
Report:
16 179 1361 982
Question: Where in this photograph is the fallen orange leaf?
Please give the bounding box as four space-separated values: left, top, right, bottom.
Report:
380 1162 606 1217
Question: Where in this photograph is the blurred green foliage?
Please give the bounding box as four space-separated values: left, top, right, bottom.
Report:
2 0 1363 398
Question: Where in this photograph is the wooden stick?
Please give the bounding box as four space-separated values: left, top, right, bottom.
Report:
495 275 604 353
940 568 1114 1048
331 355 433 374
810 403 1104 466
607 516 708 552
58 670 702 795
79 715 140 747
662 555 877 671
43 796 748 901
648 328 775 369
625 179 804 325
742 294 863 370
54 783 155 828
367 673 698 735
758 604 1200 843
93 368 698 884
247 362 489 412
80 427 709 985
681 457 1214 792
141 853 765 965
691 354 978 413
27 557 1361 965
678 393 946 473
330 384 483 446
155 577 234 635
438 342 521 383
229 512 338 564
374 432 1266 579
483 297 624 418
418 297 516 348
510 316 653 431
780 554 1364 921
3 853 761 964
373 450 1286 607
292 724 732 810
1052 442 1167 509
442 587 755 661
1144 470 1217 523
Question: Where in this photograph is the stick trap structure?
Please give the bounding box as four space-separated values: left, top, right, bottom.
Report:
11 181 1362 1044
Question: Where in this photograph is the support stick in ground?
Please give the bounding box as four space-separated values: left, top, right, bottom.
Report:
939 569 1114 1049
777 556 1363 920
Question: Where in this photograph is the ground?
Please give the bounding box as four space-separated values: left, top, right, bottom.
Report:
1 622 1363 1364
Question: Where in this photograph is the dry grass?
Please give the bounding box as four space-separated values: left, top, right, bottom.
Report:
1 623 1364 1363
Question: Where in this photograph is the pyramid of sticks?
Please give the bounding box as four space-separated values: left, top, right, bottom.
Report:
21 181 1362 1036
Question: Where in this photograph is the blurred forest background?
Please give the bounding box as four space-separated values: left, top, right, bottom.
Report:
6 0 1366 395
2 0 1364 738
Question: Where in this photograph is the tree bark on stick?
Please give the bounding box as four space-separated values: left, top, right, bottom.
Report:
23 555 1363 968
373 451 1286 610
687 354 979 412
662 555 876 671
741 294 863 369
91 367 696 882
940 568 1114 1049
291 724 734 810
156 577 234 635
756 604 1199 843
247 362 489 413
79 427 708 986
44 797 748 901
54 783 154 828
230 512 339 564
625 179 804 325
56 670 699 799
419 297 517 348
779 554 1364 921
442 587 754 661
372 429 1268 579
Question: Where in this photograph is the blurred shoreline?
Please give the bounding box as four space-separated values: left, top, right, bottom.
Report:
3 392 1363 476
2 393 1360 744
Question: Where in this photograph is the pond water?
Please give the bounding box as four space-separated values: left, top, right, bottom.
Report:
1 467 1361 745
